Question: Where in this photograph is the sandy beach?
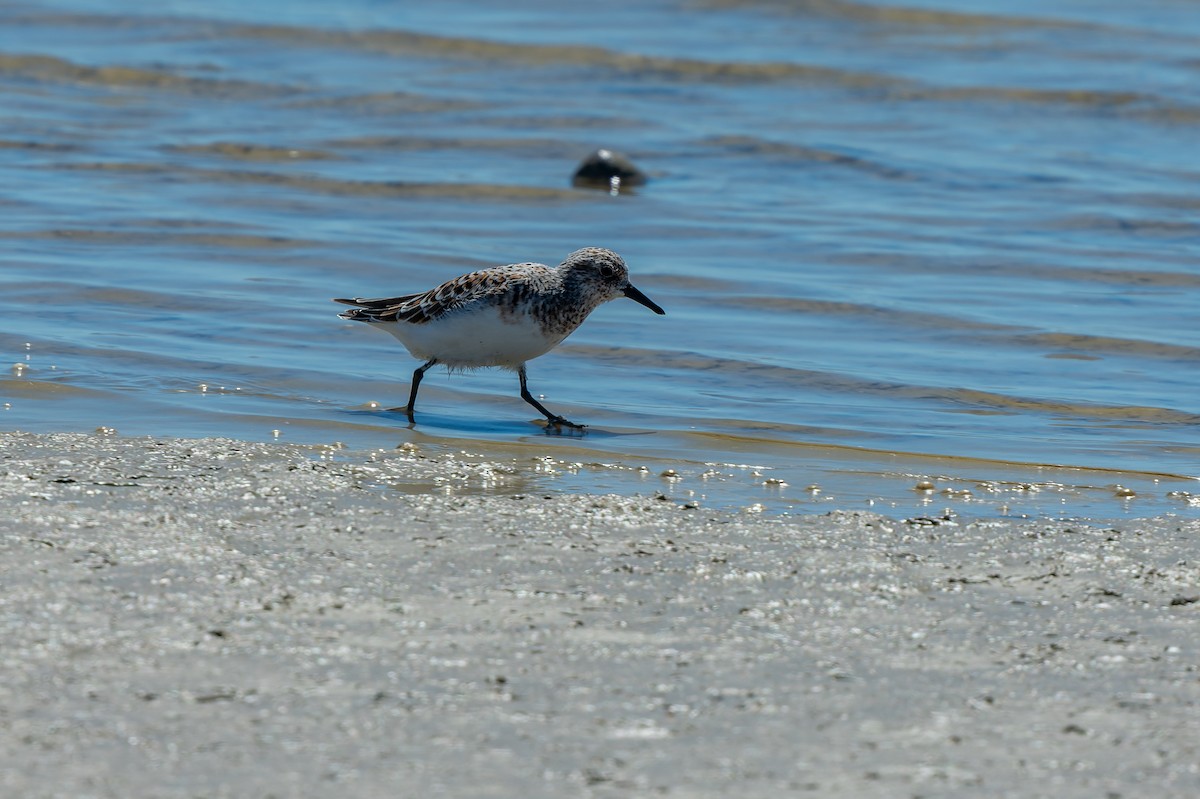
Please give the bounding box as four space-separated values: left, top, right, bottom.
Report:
1 430 1197 797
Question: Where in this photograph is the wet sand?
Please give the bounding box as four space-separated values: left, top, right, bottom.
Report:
2 431 1197 797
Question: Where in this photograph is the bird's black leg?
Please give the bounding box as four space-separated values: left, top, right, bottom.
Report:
518 364 584 429
390 358 437 422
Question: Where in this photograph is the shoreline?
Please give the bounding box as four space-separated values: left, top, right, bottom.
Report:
2 431 1198 796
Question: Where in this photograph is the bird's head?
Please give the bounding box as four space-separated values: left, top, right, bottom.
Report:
560 247 665 315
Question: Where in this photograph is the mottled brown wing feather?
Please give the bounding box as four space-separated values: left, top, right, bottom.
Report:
334 292 423 323
333 294 421 309
334 267 532 325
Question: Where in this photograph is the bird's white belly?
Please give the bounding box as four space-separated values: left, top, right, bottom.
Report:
380 307 564 368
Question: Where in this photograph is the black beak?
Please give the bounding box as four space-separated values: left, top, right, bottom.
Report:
623 284 665 315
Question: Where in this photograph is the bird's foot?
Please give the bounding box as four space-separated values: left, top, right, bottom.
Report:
546 415 586 430
386 405 417 423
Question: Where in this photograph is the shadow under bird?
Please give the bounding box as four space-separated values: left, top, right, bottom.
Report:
334 247 665 428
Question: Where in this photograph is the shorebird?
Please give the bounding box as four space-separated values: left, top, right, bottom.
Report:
334 247 665 428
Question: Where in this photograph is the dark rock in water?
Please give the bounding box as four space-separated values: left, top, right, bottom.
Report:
571 148 647 192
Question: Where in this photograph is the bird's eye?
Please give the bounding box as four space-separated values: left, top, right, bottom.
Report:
599 264 616 278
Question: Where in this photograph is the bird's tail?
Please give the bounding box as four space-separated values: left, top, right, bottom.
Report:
333 295 418 323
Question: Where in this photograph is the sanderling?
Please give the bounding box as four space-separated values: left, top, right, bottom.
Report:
334 247 665 428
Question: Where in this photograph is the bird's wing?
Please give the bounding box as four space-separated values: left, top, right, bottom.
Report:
334 265 542 325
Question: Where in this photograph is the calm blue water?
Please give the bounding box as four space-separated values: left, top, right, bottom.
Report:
2 0 1198 518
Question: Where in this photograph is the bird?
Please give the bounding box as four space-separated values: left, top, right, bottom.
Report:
334 247 665 428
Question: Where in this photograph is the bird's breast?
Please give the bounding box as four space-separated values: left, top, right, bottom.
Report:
380 305 572 368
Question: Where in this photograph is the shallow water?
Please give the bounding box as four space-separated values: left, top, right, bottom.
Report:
2 0 1198 518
